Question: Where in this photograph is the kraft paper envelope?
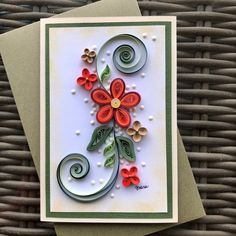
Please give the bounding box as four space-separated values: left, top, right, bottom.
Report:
0 0 205 235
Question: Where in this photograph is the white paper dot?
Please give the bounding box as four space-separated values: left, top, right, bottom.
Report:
84 98 89 103
98 149 102 154
141 73 146 78
92 45 97 50
71 89 76 95
90 110 94 116
68 177 72 182
131 84 136 89
90 120 95 125
152 35 157 41
141 161 146 167
115 184 120 189
137 147 141 152
91 180 96 185
142 33 147 38
97 162 102 167
132 112 137 118
101 58 106 63
140 105 145 110
75 130 80 135
110 193 115 198
93 107 97 112
126 85 130 90
148 115 154 121
120 160 124 165
106 50 111 56
99 178 104 184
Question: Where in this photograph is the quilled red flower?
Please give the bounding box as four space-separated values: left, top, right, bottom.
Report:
91 78 141 128
120 166 140 187
77 68 97 91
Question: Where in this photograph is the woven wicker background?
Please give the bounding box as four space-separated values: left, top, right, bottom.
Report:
0 0 236 235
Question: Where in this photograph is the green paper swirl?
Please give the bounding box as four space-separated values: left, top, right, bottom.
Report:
57 153 119 202
97 34 147 74
70 162 88 179
116 45 135 64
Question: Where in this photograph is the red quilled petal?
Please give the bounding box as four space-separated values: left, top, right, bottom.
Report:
84 81 93 90
120 168 129 178
77 77 86 85
130 176 140 185
88 74 97 82
129 166 138 177
96 105 113 124
110 78 125 99
114 108 131 128
122 178 131 187
82 68 90 78
91 88 112 105
121 92 141 108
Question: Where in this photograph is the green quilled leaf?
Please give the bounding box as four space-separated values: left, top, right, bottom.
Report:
104 154 115 168
87 125 113 151
116 136 136 162
103 140 115 157
100 64 111 83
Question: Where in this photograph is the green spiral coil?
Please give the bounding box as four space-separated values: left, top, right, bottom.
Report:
57 153 119 202
97 34 147 74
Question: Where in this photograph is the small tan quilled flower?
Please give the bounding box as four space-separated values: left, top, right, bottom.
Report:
126 120 148 143
81 48 96 64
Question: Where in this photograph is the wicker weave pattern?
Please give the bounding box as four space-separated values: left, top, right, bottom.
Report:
0 0 236 235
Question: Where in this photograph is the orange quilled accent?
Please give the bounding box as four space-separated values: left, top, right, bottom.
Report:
121 166 140 187
77 68 97 91
91 78 141 128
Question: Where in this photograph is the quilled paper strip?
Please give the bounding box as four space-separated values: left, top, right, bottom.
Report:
121 166 140 187
96 34 147 74
91 78 141 128
57 153 119 202
116 136 136 162
87 125 113 151
126 120 148 143
57 33 146 203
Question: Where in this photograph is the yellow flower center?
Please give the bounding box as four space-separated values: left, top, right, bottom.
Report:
111 98 121 108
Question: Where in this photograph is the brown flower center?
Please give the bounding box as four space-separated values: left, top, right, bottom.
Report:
111 98 121 108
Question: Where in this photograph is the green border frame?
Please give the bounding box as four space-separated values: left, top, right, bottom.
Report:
45 21 172 219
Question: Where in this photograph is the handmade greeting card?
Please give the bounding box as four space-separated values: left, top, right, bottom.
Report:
40 16 177 223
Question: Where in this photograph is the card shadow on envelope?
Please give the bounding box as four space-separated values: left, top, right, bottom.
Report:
0 0 205 235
